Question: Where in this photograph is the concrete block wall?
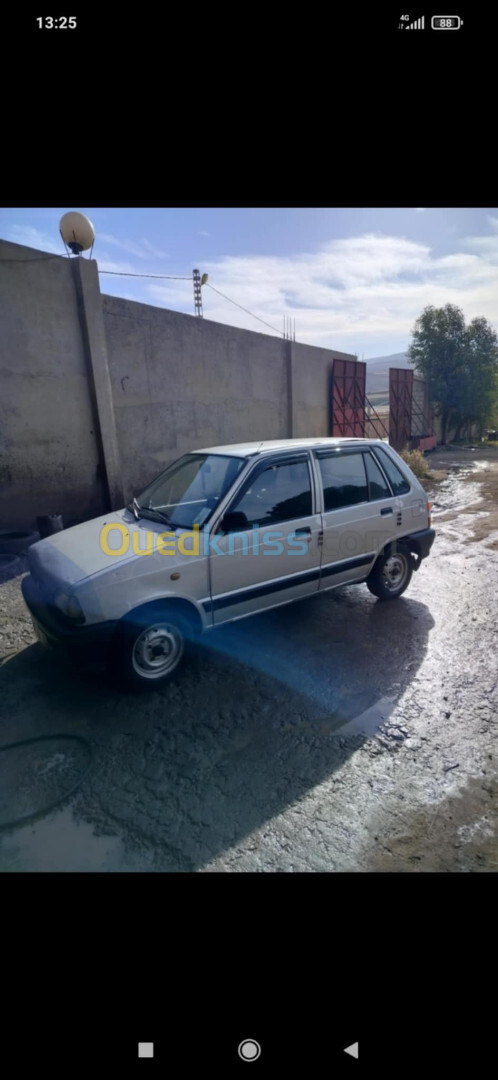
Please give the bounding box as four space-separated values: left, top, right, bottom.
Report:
290 340 356 438
0 240 106 527
1 238 357 526
102 296 293 501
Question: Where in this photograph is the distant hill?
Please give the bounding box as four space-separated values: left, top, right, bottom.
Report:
365 352 413 394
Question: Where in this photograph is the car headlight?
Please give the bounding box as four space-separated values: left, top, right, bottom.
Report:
54 592 85 622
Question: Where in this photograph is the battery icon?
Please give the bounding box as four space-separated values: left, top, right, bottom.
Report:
431 16 463 28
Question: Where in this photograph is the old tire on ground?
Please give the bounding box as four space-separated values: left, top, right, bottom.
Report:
112 605 193 691
0 529 39 555
0 554 22 579
366 548 413 600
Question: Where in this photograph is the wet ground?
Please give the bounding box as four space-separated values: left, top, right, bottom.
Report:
0 447 497 872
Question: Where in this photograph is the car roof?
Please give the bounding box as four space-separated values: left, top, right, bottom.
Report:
193 437 388 458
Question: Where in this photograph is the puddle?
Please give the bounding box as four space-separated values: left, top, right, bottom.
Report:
435 511 491 546
0 803 135 872
334 695 397 736
0 735 147 871
430 464 483 516
471 460 492 473
0 736 92 829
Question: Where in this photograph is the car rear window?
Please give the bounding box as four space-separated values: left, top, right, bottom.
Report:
373 447 410 495
318 452 368 510
364 451 391 500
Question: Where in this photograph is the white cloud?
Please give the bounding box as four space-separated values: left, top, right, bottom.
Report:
1 224 167 279
98 233 169 259
97 257 143 274
144 228 498 351
463 229 498 264
198 230 210 237
4 224 62 254
4 218 498 355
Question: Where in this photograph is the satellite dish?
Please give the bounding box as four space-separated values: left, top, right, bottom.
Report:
59 211 95 256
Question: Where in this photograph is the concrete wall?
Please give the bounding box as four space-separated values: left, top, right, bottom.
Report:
0 240 106 527
1 238 357 527
290 341 355 438
102 300 356 502
103 297 291 500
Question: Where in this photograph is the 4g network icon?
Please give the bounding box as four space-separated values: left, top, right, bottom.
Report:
398 14 464 30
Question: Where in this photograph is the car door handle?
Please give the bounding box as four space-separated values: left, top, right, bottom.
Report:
380 507 393 515
295 527 312 540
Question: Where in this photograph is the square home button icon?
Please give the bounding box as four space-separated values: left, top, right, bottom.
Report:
138 1043 154 1059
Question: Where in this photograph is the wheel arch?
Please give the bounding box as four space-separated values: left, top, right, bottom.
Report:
372 537 418 570
115 596 204 641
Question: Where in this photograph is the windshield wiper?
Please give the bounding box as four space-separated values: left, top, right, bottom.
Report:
129 501 174 528
127 497 140 520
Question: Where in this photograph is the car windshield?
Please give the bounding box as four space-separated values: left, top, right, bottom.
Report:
135 453 246 529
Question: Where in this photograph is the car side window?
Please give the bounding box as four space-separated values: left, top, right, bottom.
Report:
373 447 410 495
364 451 392 500
227 460 312 529
318 452 368 511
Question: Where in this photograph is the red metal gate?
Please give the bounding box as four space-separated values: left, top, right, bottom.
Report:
411 375 436 450
389 368 436 451
331 359 366 437
389 368 413 451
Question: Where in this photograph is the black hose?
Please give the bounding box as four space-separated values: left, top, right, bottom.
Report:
0 734 93 831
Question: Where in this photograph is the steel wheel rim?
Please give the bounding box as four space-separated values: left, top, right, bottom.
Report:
132 622 184 679
382 553 409 592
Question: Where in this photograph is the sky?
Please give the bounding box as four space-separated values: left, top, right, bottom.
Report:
1 207 497 359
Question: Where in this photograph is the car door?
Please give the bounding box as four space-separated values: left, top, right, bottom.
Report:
314 448 392 588
207 453 322 625
361 446 411 554
370 444 421 534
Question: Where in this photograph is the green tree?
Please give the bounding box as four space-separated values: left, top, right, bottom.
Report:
461 317 498 436
408 304 498 443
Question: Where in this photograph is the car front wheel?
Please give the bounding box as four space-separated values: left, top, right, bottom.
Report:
113 607 191 690
366 549 413 600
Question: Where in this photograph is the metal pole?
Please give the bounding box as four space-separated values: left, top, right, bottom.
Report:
193 269 203 317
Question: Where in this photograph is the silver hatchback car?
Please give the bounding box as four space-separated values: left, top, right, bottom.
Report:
22 437 435 689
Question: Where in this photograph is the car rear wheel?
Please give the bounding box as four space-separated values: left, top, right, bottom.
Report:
366 549 412 600
113 607 191 690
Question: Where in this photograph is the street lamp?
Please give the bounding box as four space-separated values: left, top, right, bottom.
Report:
193 270 209 316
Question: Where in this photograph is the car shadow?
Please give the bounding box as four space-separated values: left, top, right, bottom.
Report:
0 584 434 871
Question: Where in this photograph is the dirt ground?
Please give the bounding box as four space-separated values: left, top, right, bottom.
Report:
0 446 497 872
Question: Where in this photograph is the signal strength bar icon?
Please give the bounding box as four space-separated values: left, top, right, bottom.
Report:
407 15 425 28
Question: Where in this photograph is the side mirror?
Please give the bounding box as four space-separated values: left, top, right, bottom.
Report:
219 510 249 534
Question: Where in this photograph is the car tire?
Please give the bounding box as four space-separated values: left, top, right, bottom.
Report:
0 554 22 579
0 528 39 555
112 605 193 691
366 547 413 600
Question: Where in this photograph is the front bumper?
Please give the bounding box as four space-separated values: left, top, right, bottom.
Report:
21 573 117 667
